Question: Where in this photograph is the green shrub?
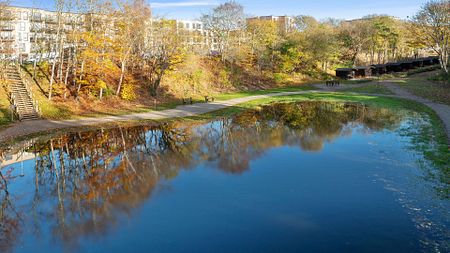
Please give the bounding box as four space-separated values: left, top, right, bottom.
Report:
428 71 450 85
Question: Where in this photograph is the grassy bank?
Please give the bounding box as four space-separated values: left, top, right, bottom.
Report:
0 91 11 128
340 83 394 95
394 71 450 106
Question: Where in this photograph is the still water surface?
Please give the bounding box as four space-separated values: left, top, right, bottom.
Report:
0 101 448 253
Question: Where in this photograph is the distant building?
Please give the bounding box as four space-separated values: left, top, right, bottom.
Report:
0 5 221 59
0 6 84 60
247 15 296 33
175 19 219 53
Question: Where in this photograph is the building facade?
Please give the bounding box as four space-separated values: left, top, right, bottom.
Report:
247 15 296 33
0 6 221 59
0 6 85 60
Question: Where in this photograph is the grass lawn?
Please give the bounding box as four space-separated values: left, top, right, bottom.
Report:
340 83 394 95
213 84 317 100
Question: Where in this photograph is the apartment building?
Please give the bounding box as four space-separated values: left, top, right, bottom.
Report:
0 6 85 60
247 15 296 33
175 19 219 53
0 6 223 59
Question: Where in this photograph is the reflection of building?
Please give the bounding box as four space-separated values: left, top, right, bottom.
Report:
247 15 295 33
1 151 34 167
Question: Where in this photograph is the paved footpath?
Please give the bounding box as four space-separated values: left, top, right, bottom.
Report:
1 87 449 145
0 91 314 142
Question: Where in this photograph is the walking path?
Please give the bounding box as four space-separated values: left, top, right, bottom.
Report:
0 85 449 145
0 91 313 142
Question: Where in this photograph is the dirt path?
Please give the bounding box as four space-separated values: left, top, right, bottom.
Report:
382 82 450 145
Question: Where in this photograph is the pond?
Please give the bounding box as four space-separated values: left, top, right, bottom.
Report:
0 101 448 253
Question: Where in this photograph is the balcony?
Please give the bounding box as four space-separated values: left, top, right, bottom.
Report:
44 18 58 24
0 26 14 31
0 37 15 42
0 14 14 21
30 17 43 22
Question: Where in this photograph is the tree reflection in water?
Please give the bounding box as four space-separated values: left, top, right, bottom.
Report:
0 101 406 251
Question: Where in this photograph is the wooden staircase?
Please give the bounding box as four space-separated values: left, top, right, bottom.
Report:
4 64 40 121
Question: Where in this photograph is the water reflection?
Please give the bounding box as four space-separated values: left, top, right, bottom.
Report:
0 101 445 252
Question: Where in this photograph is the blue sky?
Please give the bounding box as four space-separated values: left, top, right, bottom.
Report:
11 0 427 20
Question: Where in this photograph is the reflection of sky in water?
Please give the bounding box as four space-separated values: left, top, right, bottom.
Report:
0 102 448 253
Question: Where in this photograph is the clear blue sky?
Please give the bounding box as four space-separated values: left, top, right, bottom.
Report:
11 0 427 20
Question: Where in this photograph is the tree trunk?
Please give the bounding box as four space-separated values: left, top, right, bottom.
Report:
49 59 57 100
117 60 126 95
151 78 161 97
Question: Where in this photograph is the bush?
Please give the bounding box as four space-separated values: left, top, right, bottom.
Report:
428 71 450 85
120 82 136 101
273 73 290 83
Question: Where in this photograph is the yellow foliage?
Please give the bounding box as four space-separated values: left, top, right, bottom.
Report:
120 82 136 101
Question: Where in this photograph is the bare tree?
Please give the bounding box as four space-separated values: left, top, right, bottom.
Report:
201 1 246 62
413 0 450 73
114 0 151 96
48 0 65 100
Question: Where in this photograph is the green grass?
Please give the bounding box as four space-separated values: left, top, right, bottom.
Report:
341 84 394 95
184 92 423 121
340 79 374 85
214 84 316 100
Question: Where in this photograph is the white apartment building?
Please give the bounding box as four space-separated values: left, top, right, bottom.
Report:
175 19 219 53
0 6 222 59
247 15 296 33
0 6 84 60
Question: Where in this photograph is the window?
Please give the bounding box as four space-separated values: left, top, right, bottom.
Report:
20 22 25 31
22 12 28 20
23 33 28 41
20 43 26 52
33 13 41 21
185 23 190 29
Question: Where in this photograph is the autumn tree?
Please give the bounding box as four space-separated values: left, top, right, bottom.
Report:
338 19 373 65
143 19 184 96
114 0 151 96
246 19 282 71
412 0 450 73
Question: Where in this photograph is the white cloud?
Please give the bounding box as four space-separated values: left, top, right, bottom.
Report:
150 1 218 8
